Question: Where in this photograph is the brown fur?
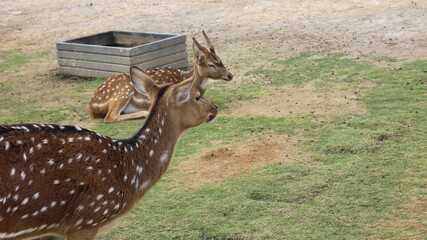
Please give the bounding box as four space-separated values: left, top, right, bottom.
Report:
88 31 233 123
0 69 218 240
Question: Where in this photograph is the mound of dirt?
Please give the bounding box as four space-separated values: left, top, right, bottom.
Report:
231 81 372 117
173 135 305 188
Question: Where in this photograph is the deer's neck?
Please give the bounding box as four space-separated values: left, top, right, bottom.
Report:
191 66 209 96
118 91 181 199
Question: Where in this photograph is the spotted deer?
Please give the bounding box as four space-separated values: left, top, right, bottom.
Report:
0 66 218 240
88 30 233 123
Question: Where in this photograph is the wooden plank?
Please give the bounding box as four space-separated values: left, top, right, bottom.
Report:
58 59 189 78
134 51 188 69
58 66 120 78
56 42 131 57
112 31 177 42
130 44 187 65
68 31 115 46
58 58 129 73
113 32 166 47
58 51 131 65
58 61 188 78
129 35 186 56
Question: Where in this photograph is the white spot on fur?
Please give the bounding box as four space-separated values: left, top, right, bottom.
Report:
160 151 169 163
40 206 48 213
75 219 83 226
21 197 29 205
94 206 101 213
33 192 40 199
76 205 84 212
20 171 26 181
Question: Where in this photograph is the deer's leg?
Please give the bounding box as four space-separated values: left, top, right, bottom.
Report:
115 110 149 121
66 229 98 240
104 97 132 123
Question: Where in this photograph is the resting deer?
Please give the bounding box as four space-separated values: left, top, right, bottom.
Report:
0 66 218 240
88 30 233 123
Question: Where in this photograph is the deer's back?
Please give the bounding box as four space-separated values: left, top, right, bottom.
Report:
0 124 135 236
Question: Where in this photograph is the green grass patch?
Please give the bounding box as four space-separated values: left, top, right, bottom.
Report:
0 74 105 124
0 49 49 73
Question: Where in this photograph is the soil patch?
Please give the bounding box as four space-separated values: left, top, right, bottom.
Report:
231 81 373 117
173 134 305 188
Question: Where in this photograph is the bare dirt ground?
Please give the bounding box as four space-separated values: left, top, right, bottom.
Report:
1 0 426 184
231 80 373 117
174 134 305 188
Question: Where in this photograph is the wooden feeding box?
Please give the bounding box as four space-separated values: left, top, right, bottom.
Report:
56 31 188 77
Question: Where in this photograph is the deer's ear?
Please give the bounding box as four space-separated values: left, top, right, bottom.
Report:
194 50 207 65
130 66 159 98
192 36 208 65
172 78 193 105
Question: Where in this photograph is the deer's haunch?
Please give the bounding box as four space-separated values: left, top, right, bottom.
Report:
0 67 218 240
88 30 233 123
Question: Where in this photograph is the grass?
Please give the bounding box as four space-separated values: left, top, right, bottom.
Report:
0 49 49 73
0 49 426 239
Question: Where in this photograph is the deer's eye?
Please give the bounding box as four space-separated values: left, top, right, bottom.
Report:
195 96 201 101
208 64 217 69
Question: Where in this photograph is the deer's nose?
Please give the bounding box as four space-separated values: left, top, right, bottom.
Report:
227 73 233 81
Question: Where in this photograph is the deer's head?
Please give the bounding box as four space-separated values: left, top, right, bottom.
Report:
192 30 233 82
130 66 218 130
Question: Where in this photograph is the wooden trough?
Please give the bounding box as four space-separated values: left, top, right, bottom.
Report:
56 31 188 77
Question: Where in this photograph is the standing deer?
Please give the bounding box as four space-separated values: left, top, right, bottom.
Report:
0 66 218 240
88 30 233 123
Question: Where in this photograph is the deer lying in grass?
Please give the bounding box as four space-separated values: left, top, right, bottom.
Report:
88 31 233 123
0 66 218 240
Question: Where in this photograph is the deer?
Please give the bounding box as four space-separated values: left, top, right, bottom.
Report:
0 66 218 240
88 30 233 123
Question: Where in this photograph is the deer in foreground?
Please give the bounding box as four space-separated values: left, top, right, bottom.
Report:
88 30 233 123
0 66 218 240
